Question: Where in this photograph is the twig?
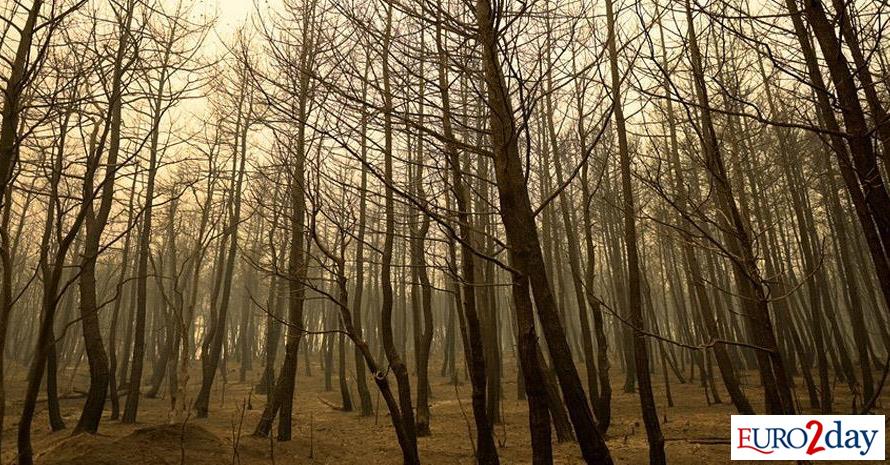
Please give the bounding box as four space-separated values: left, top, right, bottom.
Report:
317 395 342 411
591 293 777 354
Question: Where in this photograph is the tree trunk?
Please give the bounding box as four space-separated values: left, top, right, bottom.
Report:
253 2 315 439
379 7 420 464
433 17 499 463
605 0 666 461
685 0 795 414
474 0 613 462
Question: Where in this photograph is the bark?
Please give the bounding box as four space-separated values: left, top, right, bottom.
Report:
75 0 135 431
108 173 139 420
475 152 502 426
605 0 665 461
257 204 283 395
0 186 13 450
195 82 250 418
434 17 499 463
18 115 90 465
0 0 43 204
254 2 315 439
46 337 65 431
575 103 612 431
122 31 173 422
654 7 754 415
474 0 612 463
801 0 890 301
337 315 353 410
0 0 45 450
830 0 890 160
379 7 421 464
410 134 434 437
351 63 373 416
685 0 794 414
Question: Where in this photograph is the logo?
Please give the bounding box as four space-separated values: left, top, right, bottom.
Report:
731 415 885 460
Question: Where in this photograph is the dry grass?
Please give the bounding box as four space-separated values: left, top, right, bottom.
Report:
0 357 886 464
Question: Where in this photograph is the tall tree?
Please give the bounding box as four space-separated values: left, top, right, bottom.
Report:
474 0 613 462
604 0 665 461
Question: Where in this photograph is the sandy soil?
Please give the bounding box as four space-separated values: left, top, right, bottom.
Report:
1 358 887 464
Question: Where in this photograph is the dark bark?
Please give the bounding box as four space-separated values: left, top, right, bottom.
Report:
0 0 45 449
18 118 89 465
799 0 890 308
686 0 795 414
351 64 373 416
379 7 420 464
435 17 498 463
194 83 250 418
605 0 665 461
474 0 613 463
253 3 315 439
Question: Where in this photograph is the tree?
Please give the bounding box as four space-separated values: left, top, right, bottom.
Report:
474 0 613 463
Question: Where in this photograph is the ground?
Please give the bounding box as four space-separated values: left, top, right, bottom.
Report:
1 357 887 464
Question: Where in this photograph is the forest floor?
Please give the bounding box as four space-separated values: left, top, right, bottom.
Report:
1 357 887 464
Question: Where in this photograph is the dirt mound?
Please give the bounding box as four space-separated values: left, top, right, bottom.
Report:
119 423 223 451
39 423 228 465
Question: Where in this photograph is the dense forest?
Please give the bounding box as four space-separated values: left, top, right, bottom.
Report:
0 0 889 463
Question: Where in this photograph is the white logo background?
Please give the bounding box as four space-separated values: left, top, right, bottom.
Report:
730 415 885 461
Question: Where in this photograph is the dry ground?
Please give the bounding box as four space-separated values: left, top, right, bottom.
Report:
0 357 887 464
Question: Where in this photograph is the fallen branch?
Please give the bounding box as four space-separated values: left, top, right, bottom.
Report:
317 395 344 411
663 437 729 445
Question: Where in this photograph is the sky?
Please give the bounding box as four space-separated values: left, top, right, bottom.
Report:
197 0 264 34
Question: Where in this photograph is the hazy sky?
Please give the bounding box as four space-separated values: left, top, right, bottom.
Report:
209 0 254 30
